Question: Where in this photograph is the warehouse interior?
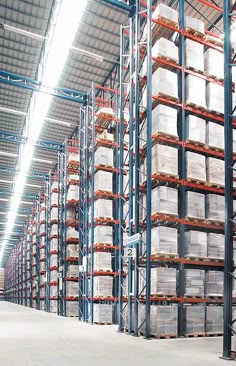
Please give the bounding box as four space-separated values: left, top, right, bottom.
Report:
0 0 235 365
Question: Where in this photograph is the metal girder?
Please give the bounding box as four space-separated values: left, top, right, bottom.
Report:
0 130 62 151
0 70 87 103
0 166 48 181
0 190 38 200
0 205 31 214
101 0 132 12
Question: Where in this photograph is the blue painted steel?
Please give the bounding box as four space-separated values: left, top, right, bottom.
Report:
223 0 234 358
0 165 48 180
45 176 51 313
101 0 131 12
0 130 62 151
0 190 38 200
0 70 86 103
35 198 41 310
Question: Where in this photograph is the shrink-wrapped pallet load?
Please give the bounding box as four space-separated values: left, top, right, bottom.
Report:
51 181 58 192
50 207 58 221
40 224 45 235
206 157 224 186
206 194 224 222
66 244 78 258
151 186 178 216
91 225 113 246
152 68 178 99
66 208 76 220
186 191 205 219
50 224 58 237
93 199 113 219
151 267 176 295
94 170 113 193
206 83 224 114
205 271 224 297
186 75 206 108
66 264 78 277
184 305 205 335
142 226 178 255
68 174 79 183
68 153 79 163
185 230 207 258
185 16 205 35
66 282 78 297
205 49 224 80
50 270 58 282
151 144 178 177
184 269 205 297
93 304 113 324
206 122 224 150
67 185 79 201
140 305 178 336
185 39 204 72
40 261 45 272
50 254 58 268
93 276 113 297
51 191 58 206
92 252 112 272
207 233 224 259
94 146 113 167
141 38 178 76
66 301 78 316
66 227 78 239
50 300 58 313
97 130 114 142
186 152 206 182
40 205 45 221
152 104 178 137
186 115 206 144
205 306 223 334
50 286 57 298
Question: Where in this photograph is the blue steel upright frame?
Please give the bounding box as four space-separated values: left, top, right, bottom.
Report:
45 175 51 313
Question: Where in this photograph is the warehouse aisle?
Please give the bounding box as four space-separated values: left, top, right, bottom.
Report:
0 301 230 366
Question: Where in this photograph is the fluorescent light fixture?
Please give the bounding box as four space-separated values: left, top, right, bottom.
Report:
70 45 104 62
45 117 71 127
21 201 33 205
0 212 6 215
0 198 9 202
16 214 27 217
2 23 46 41
0 179 12 184
0 0 88 265
32 158 54 165
0 151 18 158
25 183 41 188
0 106 28 116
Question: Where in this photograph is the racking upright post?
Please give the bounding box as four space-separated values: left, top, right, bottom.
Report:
45 175 51 313
35 197 40 310
222 0 235 359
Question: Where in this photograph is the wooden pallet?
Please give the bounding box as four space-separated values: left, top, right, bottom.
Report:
152 171 179 180
205 333 223 337
204 219 224 227
185 217 207 224
185 101 206 111
153 131 179 141
185 139 206 148
186 66 204 74
184 333 205 338
94 322 112 325
186 178 207 186
155 92 179 103
206 181 224 189
208 109 223 116
185 27 205 39
207 74 224 83
151 253 179 259
151 334 178 340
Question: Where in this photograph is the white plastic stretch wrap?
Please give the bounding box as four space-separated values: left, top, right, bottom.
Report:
40 206 45 221
184 306 205 334
92 225 113 246
205 271 224 297
93 304 113 323
66 244 78 258
40 262 45 272
93 199 113 219
93 252 112 271
185 16 204 34
40 224 45 235
151 186 178 216
50 254 58 268
51 181 58 192
50 238 58 251
68 174 79 182
51 192 58 206
151 267 176 295
66 209 76 220
186 115 206 144
140 305 178 336
206 83 224 114
40 247 45 258
50 270 57 282
206 158 224 186
142 226 178 255
50 224 58 237
186 75 206 108
97 130 114 142
66 282 78 297
94 170 113 193
67 185 79 201
185 230 207 258
151 144 178 177
93 276 113 297
207 233 224 259
152 68 178 100
50 286 57 298
186 152 206 181
186 191 205 219
207 122 224 150
185 39 204 72
184 269 205 297
66 227 78 239
68 152 79 163
66 301 78 316
205 49 224 80
205 306 223 334
50 207 58 221
152 104 178 137
66 264 78 277
141 38 178 76
94 146 113 167
206 194 224 221
50 300 58 313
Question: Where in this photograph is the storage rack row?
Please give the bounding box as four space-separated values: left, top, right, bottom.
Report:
117 0 236 342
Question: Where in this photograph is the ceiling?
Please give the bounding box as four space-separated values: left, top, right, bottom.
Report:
0 0 222 264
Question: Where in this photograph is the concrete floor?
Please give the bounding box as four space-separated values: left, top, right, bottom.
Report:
0 301 234 366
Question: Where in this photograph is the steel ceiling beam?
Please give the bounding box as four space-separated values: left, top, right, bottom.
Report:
0 190 38 200
0 165 48 180
0 70 87 103
101 0 131 11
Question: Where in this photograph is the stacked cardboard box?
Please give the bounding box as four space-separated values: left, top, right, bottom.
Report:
205 271 224 297
184 305 205 335
186 152 206 181
0 268 4 300
185 231 207 258
94 170 113 193
93 304 113 323
151 187 178 216
207 233 224 259
184 269 205 297
206 194 224 222
186 192 205 219
140 305 178 336
93 276 113 297
206 158 224 186
151 144 178 177
205 306 223 334
186 115 206 144
151 267 176 296
143 226 178 255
